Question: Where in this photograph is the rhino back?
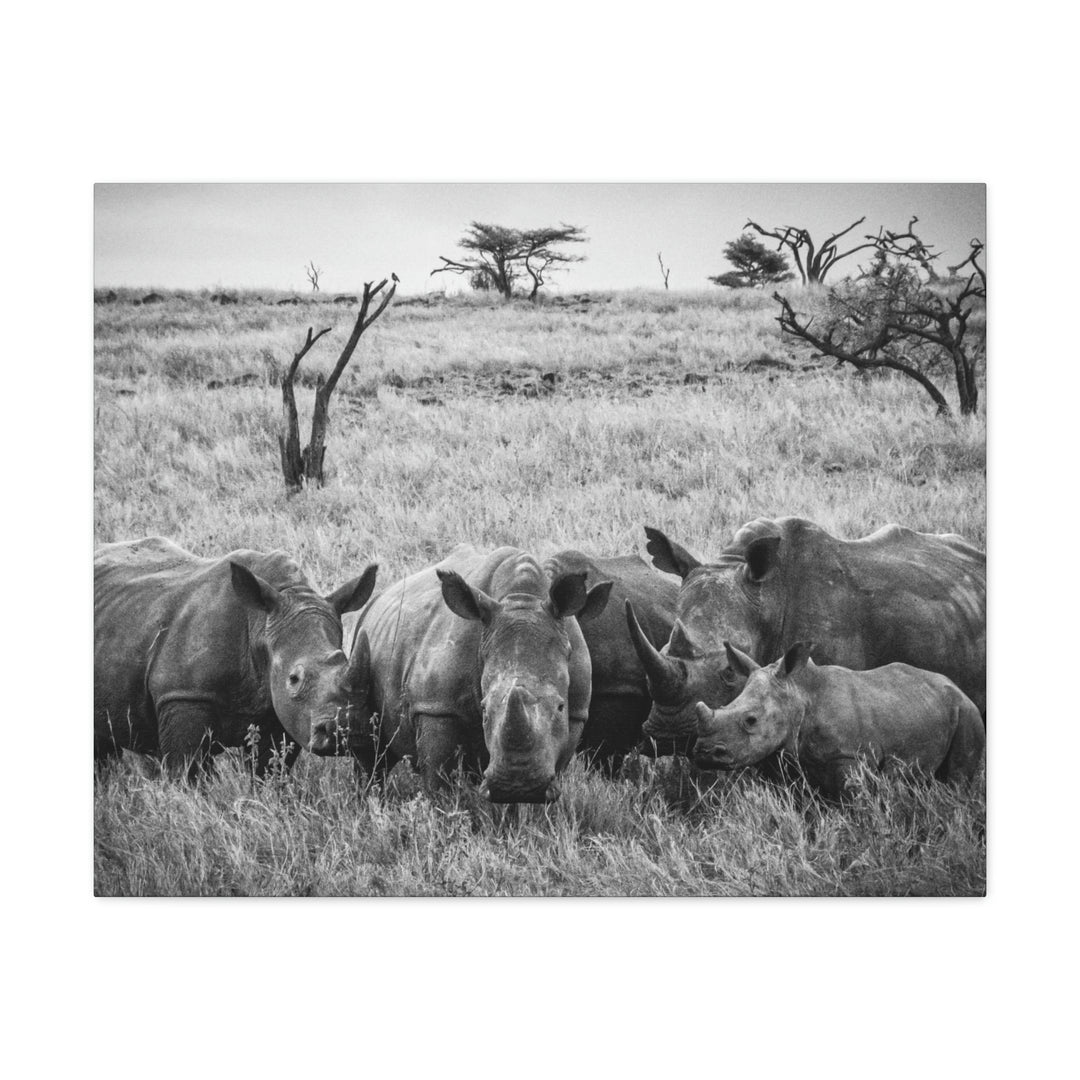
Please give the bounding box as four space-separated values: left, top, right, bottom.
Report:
832 525 985 710
797 662 970 777
94 539 203 750
94 539 309 751
357 546 495 758
729 518 985 713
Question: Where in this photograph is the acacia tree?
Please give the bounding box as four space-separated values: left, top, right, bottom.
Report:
773 226 985 417
745 216 878 285
708 234 794 289
305 261 322 292
431 222 587 301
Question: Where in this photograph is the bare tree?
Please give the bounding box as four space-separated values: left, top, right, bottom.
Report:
278 277 396 492
867 216 942 281
431 222 587 301
773 231 985 417
657 252 671 290
305 261 322 292
745 216 878 285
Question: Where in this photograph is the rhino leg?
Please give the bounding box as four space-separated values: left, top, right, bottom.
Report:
415 713 462 794
157 700 216 781
819 756 864 802
940 701 986 784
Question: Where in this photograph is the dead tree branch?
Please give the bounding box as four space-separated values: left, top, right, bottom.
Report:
279 325 332 490
773 292 952 415
746 216 876 284
658 252 671 290
769 224 985 417
277 277 397 493
866 217 942 281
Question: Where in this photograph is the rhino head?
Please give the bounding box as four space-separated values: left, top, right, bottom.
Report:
626 602 747 756
438 567 611 803
627 523 787 755
693 641 813 770
229 561 378 755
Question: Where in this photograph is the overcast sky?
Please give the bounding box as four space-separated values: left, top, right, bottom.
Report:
95 183 985 294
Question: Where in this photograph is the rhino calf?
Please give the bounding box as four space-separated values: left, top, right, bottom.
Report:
693 642 985 799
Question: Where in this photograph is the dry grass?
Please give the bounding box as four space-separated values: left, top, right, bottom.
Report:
93 288 985 896
95 755 984 897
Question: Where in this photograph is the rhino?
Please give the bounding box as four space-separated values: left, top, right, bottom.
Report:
94 537 377 777
693 642 986 798
545 550 678 769
627 517 986 754
340 545 611 803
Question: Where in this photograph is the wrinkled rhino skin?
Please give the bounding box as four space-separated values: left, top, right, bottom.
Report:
694 643 985 799
345 545 610 802
94 537 376 777
545 550 677 768
637 517 986 749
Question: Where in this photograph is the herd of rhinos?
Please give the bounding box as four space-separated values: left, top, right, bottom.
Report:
94 515 986 804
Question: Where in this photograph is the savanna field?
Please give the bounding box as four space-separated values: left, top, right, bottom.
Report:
93 287 986 896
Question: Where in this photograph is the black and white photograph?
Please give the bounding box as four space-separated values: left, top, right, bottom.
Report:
93 182 987 897
13 3 1080 1076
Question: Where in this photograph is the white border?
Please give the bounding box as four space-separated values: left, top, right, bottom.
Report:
6 2 1075 1076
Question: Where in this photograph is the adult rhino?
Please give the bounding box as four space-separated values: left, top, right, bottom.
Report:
341 545 611 803
94 537 377 777
693 642 985 798
627 517 986 754
545 550 678 769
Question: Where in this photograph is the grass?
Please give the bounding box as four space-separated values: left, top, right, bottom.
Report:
94 287 986 896
94 755 985 897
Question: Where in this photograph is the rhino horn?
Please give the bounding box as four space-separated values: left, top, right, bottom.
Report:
504 687 534 751
344 629 371 693
667 619 698 657
626 600 685 702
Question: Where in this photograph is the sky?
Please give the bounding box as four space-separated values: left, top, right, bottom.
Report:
95 183 986 294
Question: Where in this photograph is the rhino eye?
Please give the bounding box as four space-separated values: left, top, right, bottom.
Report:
744 715 758 728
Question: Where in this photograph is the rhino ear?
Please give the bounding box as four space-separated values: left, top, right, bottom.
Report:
723 641 759 679
547 571 589 619
327 563 378 616
644 527 702 579
437 569 500 624
744 536 781 583
575 580 613 623
779 642 814 678
230 562 281 613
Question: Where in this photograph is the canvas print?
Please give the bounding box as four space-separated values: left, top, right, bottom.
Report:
93 183 986 896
